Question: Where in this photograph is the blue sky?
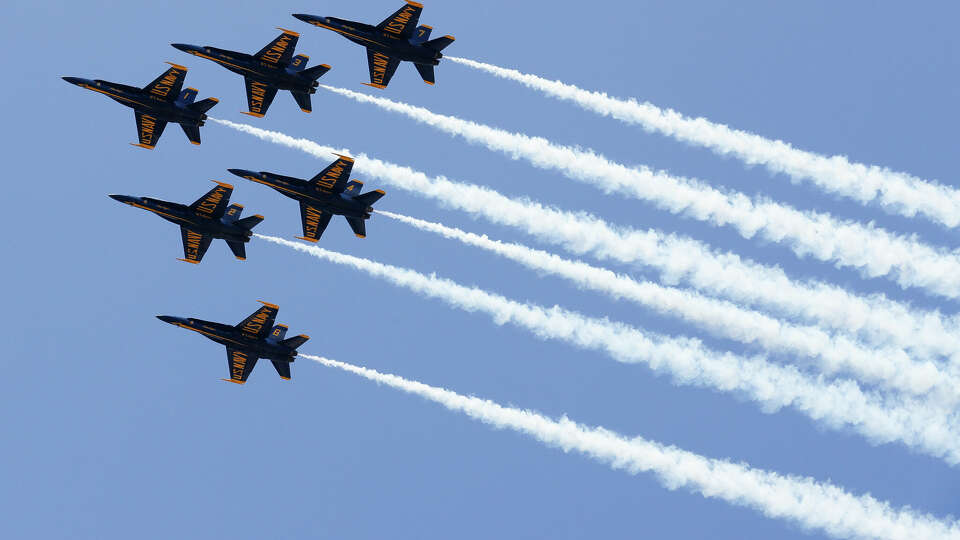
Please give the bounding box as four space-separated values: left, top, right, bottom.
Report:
3 1 958 538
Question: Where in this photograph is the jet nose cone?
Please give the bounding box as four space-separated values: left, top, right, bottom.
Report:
109 194 138 204
293 13 324 24
228 168 257 179
156 315 186 325
171 43 200 54
62 76 87 86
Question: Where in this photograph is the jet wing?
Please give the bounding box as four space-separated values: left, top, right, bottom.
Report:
189 181 233 219
143 63 187 101
179 226 213 264
254 30 300 66
134 111 166 149
365 49 401 89
297 202 333 243
236 302 279 339
242 77 278 117
309 155 354 193
376 2 423 38
224 347 258 384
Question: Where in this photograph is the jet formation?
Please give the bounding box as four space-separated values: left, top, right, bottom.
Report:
229 154 386 241
66 3 453 383
63 63 218 148
110 181 263 263
294 1 455 88
173 28 331 118
158 302 309 384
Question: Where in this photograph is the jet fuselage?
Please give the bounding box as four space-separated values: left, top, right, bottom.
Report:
295 15 442 66
62 77 207 126
229 169 373 220
158 316 297 362
172 45 319 94
109 195 253 244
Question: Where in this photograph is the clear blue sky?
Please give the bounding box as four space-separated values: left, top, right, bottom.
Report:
3 1 958 538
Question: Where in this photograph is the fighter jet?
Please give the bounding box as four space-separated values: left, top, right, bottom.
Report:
228 154 385 241
62 63 218 148
158 302 309 384
172 28 331 117
109 181 263 264
293 2 454 88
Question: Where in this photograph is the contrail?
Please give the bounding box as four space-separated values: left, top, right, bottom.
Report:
320 85 960 300
446 56 960 231
210 117 960 362
376 210 954 402
306 354 960 540
257 234 960 464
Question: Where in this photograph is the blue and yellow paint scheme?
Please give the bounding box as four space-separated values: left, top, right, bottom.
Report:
157 302 310 384
228 154 385 242
109 181 264 263
293 2 454 88
62 63 218 148
172 28 331 117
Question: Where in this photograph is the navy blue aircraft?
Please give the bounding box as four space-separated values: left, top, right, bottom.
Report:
172 28 331 118
293 2 454 88
62 63 218 148
109 181 263 263
228 155 385 241
158 302 309 384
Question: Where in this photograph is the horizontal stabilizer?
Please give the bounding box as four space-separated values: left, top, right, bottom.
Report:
424 35 455 51
235 214 264 230
302 63 331 81
189 97 219 114
281 334 310 350
271 360 292 380
346 216 366 238
226 240 246 260
291 91 312 113
181 124 202 145
414 63 435 85
353 189 385 206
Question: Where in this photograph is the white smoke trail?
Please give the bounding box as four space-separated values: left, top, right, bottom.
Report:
447 56 960 231
210 117 960 362
319 84 960 300
258 234 960 464
306 354 960 540
376 210 954 402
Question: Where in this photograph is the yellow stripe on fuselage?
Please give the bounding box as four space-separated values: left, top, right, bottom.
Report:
173 322 246 347
79 83 150 108
129 202 185 222
307 21 380 46
245 176 332 202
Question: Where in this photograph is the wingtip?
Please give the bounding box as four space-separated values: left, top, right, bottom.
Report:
221 378 246 385
300 108 312 113
276 26 301 37
240 111 265 118
176 258 201 264
280 376 291 381
189 141 202 145
294 236 319 243
361 83 387 89
130 143 155 150
212 180 234 189
333 153 354 161
165 61 189 70
355 234 366 239
257 300 280 309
